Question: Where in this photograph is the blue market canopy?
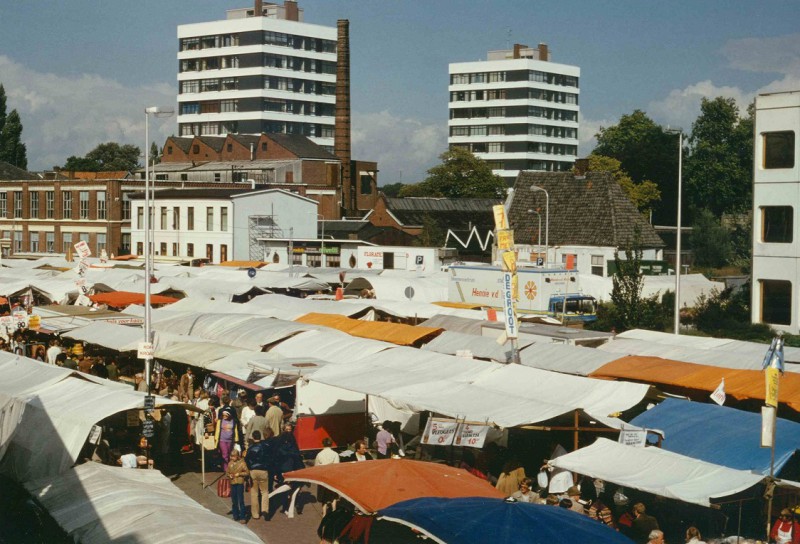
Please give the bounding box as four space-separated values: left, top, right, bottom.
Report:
378 497 634 544
630 398 800 475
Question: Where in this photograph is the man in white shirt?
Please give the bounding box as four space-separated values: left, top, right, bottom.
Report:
314 438 340 515
46 339 62 366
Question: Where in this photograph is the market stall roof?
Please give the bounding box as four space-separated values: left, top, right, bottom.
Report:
343 275 448 303
0 353 193 482
87 291 179 308
62 321 144 351
599 328 800 369
548 438 800 507
207 351 329 379
630 398 800 475
420 314 489 335
267 329 395 364
244 293 372 319
422 330 527 363
25 462 260 543
590 355 800 412
342 298 486 321
519 343 621 376
295 312 443 346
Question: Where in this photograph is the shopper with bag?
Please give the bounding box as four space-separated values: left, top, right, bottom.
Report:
226 449 250 524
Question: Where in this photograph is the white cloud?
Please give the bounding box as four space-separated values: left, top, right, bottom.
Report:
352 110 447 184
721 33 800 75
0 55 176 170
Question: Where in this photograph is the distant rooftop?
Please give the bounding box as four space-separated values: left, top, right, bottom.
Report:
487 43 550 62
226 1 303 21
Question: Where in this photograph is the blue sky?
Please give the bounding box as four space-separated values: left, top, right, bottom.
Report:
1 1 799 182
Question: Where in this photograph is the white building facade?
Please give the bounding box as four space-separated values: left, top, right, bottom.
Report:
177 1 337 152
448 43 580 183
752 91 800 333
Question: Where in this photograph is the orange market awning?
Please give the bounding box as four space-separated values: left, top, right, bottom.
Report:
88 291 180 309
110 254 139 261
295 312 443 346
590 355 800 412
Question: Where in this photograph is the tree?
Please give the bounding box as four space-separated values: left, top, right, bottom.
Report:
690 208 731 268
400 147 507 199
63 142 141 172
584 154 661 214
594 110 678 225
609 229 647 330
0 109 27 169
150 142 161 165
685 97 753 217
0 84 6 141
415 214 445 247
380 182 406 198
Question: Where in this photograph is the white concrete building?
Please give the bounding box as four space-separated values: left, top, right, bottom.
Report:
752 91 800 333
130 187 317 264
177 1 337 152
448 43 580 183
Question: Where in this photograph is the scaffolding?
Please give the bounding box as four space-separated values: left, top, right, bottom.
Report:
248 215 283 261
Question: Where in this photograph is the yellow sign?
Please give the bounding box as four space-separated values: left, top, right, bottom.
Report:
501 250 517 273
524 281 538 301
497 229 514 250
493 205 508 230
766 366 780 408
28 314 41 330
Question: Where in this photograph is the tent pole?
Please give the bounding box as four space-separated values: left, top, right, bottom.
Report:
736 499 742 544
573 410 579 451
201 440 205 488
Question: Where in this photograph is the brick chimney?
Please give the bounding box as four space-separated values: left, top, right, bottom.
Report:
254 0 263 16
335 19 352 216
538 43 549 61
284 1 299 21
512 43 523 59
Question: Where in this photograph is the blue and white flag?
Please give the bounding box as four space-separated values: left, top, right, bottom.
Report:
762 336 785 374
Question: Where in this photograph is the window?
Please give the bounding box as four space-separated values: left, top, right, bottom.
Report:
14 231 22 253
488 125 505 135
360 174 373 195
97 233 106 254
207 207 214 231
46 232 54 253
30 232 39 252
137 242 143 255
192 145 200 154
160 207 167 230
220 207 229 231
187 207 195 230
122 196 131 220
0 193 6 217
487 143 504 153
591 255 604 276
764 131 795 169
79 233 89 244
137 207 144 230
46 191 54 218
206 244 214 261
62 232 72 253
187 243 194 257
181 103 200 115
14 192 22 218
292 252 302 265
121 233 130 254
30 192 39 218
173 207 180 229
761 279 792 325
214 173 221 182
97 191 106 220
221 78 237 91
762 206 793 243
79 191 89 219
160 242 167 256
450 74 468 85
180 80 199 94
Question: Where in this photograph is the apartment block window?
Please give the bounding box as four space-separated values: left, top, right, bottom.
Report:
97 191 107 220
180 80 199 94
30 232 39 252
173 207 180 229
79 191 89 219
591 255 604 276
0 193 6 217
762 206 793 243
30 192 39 218
46 232 54 253
220 208 228 232
46 191 54 218
160 242 167 256
450 74 468 85
206 207 214 231
14 192 22 218
97 233 106 254
488 71 506 83
221 78 237 91
187 243 194 257
160 207 167 230
760 279 792 325
763 131 795 169
206 244 213 261
188 207 195 230
450 126 469 137
62 232 72 253
488 125 505 135
487 143 504 153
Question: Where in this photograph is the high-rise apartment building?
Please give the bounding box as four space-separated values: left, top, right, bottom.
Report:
448 43 580 183
177 1 337 152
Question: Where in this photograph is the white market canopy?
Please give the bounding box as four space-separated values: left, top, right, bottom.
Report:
267 329 395 364
519 342 621 376
25 462 260 543
422 330 526 363
548 438 800 507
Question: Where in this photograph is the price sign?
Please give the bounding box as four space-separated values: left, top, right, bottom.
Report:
144 395 155 411
455 422 490 448
142 419 155 438
74 240 92 259
138 342 154 360
421 417 458 446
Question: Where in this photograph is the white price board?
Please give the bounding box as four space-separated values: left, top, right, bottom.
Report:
421 417 459 446
138 341 154 360
74 240 92 259
455 422 490 448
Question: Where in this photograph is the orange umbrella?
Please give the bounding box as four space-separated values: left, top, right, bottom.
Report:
283 458 504 513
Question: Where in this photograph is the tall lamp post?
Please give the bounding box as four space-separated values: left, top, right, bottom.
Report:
527 209 542 259
666 128 683 335
143 106 173 392
530 185 549 267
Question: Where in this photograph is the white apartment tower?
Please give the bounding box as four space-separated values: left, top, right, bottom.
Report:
448 43 580 183
752 91 800 333
177 1 337 152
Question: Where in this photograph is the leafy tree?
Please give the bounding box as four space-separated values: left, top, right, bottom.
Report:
400 147 507 199
150 142 161 165
380 182 406 198
415 214 445 247
584 154 661 214
0 109 27 169
685 97 753 217
609 229 647 330
0 84 6 140
594 110 679 225
690 208 731 268
63 142 141 171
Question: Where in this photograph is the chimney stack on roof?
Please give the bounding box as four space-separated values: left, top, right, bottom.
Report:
335 19 352 214
254 0 263 16
284 0 299 21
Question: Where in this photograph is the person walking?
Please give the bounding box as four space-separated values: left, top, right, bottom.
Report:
375 420 396 459
215 407 240 471
266 395 283 439
245 430 271 521
226 449 250 524
315 437 340 516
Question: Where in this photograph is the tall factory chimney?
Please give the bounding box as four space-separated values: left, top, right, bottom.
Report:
335 19 352 215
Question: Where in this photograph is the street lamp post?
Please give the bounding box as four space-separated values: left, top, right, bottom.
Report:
530 185 549 266
666 129 683 335
527 209 542 259
143 106 173 393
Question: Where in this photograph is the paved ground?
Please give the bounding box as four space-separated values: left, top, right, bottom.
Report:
172 465 324 544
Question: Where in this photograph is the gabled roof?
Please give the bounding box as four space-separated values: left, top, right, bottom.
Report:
167 137 194 154
509 172 664 248
386 197 501 228
230 134 261 148
0 161 38 181
266 133 339 161
197 136 227 153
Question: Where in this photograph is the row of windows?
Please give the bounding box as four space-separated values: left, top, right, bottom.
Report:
179 75 336 97
483 158 574 172
263 99 334 116
135 206 229 232
180 56 240 73
2 230 111 255
453 142 577 156
179 120 334 139
450 106 578 122
0 191 125 220
135 241 227 262
449 124 577 140
449 89 578 105
180 34 240 51
262 31 336 54
451 70 578 88
180 78 239 94
180 100 240 115
263 54 336 75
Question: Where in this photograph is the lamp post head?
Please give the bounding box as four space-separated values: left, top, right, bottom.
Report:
145 106 174 118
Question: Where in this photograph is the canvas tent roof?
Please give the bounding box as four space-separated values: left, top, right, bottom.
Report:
422 330 527 363
295 312 443 346
266 329 395 364
590 355 800 412
548 438 800 507
25 462 260 543
519 343 621 376
630 398 800 475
